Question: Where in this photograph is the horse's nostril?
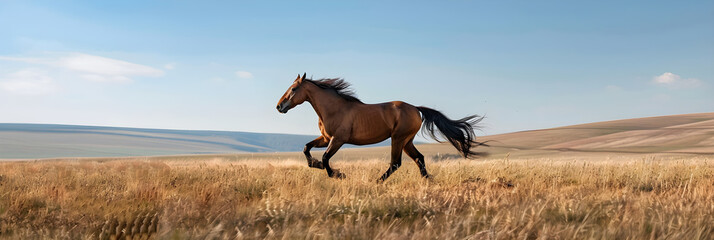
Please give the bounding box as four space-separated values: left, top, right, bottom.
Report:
277 105 280 110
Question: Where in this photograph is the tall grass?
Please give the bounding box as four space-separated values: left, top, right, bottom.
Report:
0 155 712 239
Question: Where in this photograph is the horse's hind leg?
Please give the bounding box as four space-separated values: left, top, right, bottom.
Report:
377 137 407 183
304 136 328 169
404 140 429 178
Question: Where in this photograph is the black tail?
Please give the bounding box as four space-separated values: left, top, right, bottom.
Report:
416 107 488 158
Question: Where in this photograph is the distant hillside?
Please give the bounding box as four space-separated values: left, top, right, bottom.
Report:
481 112 714 155
0 124 319 159
291 112 714 161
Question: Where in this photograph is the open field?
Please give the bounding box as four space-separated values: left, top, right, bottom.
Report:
1 113 712 239
1 151 712 239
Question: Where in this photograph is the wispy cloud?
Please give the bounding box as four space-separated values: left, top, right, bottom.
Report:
235 71 253 79
0 53 164 83
59 53 164 83
0 69 57 95
0 56 53 65
652 72 702 88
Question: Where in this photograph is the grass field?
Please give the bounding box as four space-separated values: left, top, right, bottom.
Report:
1 152 712 239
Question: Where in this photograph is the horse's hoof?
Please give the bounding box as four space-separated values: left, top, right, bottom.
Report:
308 159 324 169
424 176 434 183
331 170 346 179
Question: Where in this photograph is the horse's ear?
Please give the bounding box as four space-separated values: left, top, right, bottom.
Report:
302 72 307 80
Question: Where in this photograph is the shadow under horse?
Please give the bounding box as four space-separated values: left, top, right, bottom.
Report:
277 73 487 182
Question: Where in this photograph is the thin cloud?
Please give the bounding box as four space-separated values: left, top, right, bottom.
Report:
235 71 253 79
0 69 57 95
58 53 164 82
652 72 702 88
0 53 164 83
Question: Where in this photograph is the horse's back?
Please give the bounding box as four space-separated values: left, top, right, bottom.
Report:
363 101 419 125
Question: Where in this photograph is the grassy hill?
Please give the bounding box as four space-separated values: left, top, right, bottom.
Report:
447 112 714 158
0 124 319 159
485 112 714 153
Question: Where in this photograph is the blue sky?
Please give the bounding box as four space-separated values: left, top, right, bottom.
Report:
1 1 712 137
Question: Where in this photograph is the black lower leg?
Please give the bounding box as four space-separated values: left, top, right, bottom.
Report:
377 162 401 183
404 141 429 179
416 157 429 178
304 146 324 169
322 139 346 179
323 156 333 176
322 156 345 179
378 139 406 183
304 138 327 169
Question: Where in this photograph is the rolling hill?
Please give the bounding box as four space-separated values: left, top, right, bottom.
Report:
406 112 714 160
0 124 319 159
481 112 714 154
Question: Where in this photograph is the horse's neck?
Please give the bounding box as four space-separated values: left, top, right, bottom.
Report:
307 88 353 121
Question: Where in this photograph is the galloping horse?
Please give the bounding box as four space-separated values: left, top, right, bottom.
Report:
277 73 486 182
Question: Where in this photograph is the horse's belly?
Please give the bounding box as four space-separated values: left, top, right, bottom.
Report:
348 133 391 145
348 118 392 145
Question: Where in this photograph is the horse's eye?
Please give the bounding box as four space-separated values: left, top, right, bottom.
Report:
291 87 298 91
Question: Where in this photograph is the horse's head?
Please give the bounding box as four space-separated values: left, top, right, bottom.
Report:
277 73 310 113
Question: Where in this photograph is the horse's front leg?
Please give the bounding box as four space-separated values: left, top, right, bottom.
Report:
322 138 346 179
304 136 329 169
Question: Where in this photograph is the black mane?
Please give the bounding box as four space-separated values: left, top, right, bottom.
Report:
305 78 362 103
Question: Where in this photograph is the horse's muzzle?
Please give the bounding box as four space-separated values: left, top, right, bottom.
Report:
277 103 290 113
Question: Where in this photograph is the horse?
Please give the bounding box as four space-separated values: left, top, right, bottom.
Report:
276 73 487 182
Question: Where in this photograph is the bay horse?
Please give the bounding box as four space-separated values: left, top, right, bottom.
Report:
277 73 486 182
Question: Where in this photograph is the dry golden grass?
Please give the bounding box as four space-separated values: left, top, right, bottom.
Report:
0 154 712 239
